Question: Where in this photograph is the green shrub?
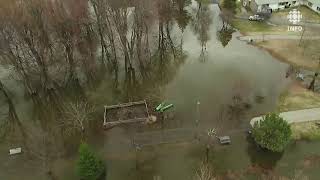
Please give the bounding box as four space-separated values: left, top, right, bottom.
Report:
76 143 106 180
252 113 292 152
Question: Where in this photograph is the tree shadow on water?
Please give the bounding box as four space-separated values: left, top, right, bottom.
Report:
246 136 284 171
216 27 234 48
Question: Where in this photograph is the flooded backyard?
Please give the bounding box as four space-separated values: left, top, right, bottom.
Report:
1 0 320 180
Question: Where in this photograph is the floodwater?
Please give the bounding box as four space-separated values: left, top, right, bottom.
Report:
1 0 320 180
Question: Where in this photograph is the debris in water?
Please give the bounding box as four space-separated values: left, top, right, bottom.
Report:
296 73 304 81
218 136 231 144
9 147 22 155
146 115 157 124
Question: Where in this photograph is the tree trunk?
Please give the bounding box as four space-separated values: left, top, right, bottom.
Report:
308 73 318 91
0 80 28 150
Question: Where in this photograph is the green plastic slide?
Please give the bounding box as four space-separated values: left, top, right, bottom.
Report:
160 104 173 112
155 102 165 111
155 102 174 112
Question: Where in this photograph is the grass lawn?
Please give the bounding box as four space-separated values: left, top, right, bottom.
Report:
278 83 320 112
291 121 320 140
278 83 320 140
272 5 320 23
232 19 288 33
257 39 320 71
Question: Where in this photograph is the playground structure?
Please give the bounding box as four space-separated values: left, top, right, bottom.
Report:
103 100 175 129
103 100 157 129
103 100 237 148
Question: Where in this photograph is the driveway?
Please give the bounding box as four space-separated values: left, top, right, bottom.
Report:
250 108 320 126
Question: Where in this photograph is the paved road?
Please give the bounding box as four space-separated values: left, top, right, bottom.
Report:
237 34 320 41
250 108 320 126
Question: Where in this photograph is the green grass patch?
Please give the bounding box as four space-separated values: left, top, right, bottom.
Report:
232 19 272 32
231 18 289 34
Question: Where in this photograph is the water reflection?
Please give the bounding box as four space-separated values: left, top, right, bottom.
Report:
0 0 293 179
246 136 284 170
217 27 235 47
173 0 192 33
191 0 213 62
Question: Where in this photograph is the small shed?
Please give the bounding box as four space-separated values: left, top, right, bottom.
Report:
218 136 231 144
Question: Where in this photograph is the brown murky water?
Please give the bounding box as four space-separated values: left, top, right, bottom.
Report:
1 1 320 180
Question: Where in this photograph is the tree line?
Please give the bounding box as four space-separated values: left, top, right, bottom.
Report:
0 0 191 102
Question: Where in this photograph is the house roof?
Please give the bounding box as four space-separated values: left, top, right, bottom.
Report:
308 0 320 5
255 0 299 5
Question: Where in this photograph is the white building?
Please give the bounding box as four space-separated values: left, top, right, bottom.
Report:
246 0 320 13
307 0 320 12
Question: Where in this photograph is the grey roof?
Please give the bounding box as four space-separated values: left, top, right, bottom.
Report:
308 0 320 4
255 0 300 5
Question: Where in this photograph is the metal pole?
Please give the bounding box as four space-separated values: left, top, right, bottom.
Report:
135 144 141 171
195 101 200 141
135 149 138 171
206 144 210 163
196 101 200 127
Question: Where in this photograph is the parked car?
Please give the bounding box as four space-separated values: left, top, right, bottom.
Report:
248 15 264 21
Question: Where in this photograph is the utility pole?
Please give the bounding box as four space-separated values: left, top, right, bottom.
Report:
196 101 200 127
195 101 201 141
206 144 210 163
135 144 141 171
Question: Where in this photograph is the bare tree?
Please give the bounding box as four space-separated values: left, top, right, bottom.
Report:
60 101 94 137
307 58 320 91
195 162 216 180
